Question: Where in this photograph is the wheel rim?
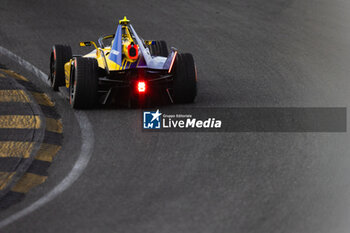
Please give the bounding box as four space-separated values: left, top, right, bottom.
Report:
50 53 56 87
70 76 76 105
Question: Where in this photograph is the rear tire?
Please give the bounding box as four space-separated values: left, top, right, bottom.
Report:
172 53 197 104
70 57 98 109
49 45 72 91
149 40 169 57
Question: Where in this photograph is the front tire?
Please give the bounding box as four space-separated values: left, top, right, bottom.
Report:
149 41 169 57
172 53 197 104
49 44 72 91
70 57 98 109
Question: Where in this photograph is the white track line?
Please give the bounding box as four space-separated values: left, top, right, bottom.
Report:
0 46 95 229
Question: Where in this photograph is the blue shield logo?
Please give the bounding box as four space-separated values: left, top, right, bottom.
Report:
143 110 162 129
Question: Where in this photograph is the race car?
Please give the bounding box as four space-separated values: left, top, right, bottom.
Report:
49 16 197 109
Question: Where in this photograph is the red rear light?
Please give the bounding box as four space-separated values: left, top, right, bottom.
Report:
137 81 146 93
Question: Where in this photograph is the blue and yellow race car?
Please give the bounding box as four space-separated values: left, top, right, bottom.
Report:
49 16 197 109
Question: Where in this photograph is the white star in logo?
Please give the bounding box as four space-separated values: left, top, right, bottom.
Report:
111 50 120 55
151 109 162 122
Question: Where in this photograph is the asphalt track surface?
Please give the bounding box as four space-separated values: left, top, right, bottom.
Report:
1 0 350 232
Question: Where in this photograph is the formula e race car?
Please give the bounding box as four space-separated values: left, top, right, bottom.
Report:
49 16 197 109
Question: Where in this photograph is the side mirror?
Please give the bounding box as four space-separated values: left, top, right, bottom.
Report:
79 41 100 56
80 42 92 47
